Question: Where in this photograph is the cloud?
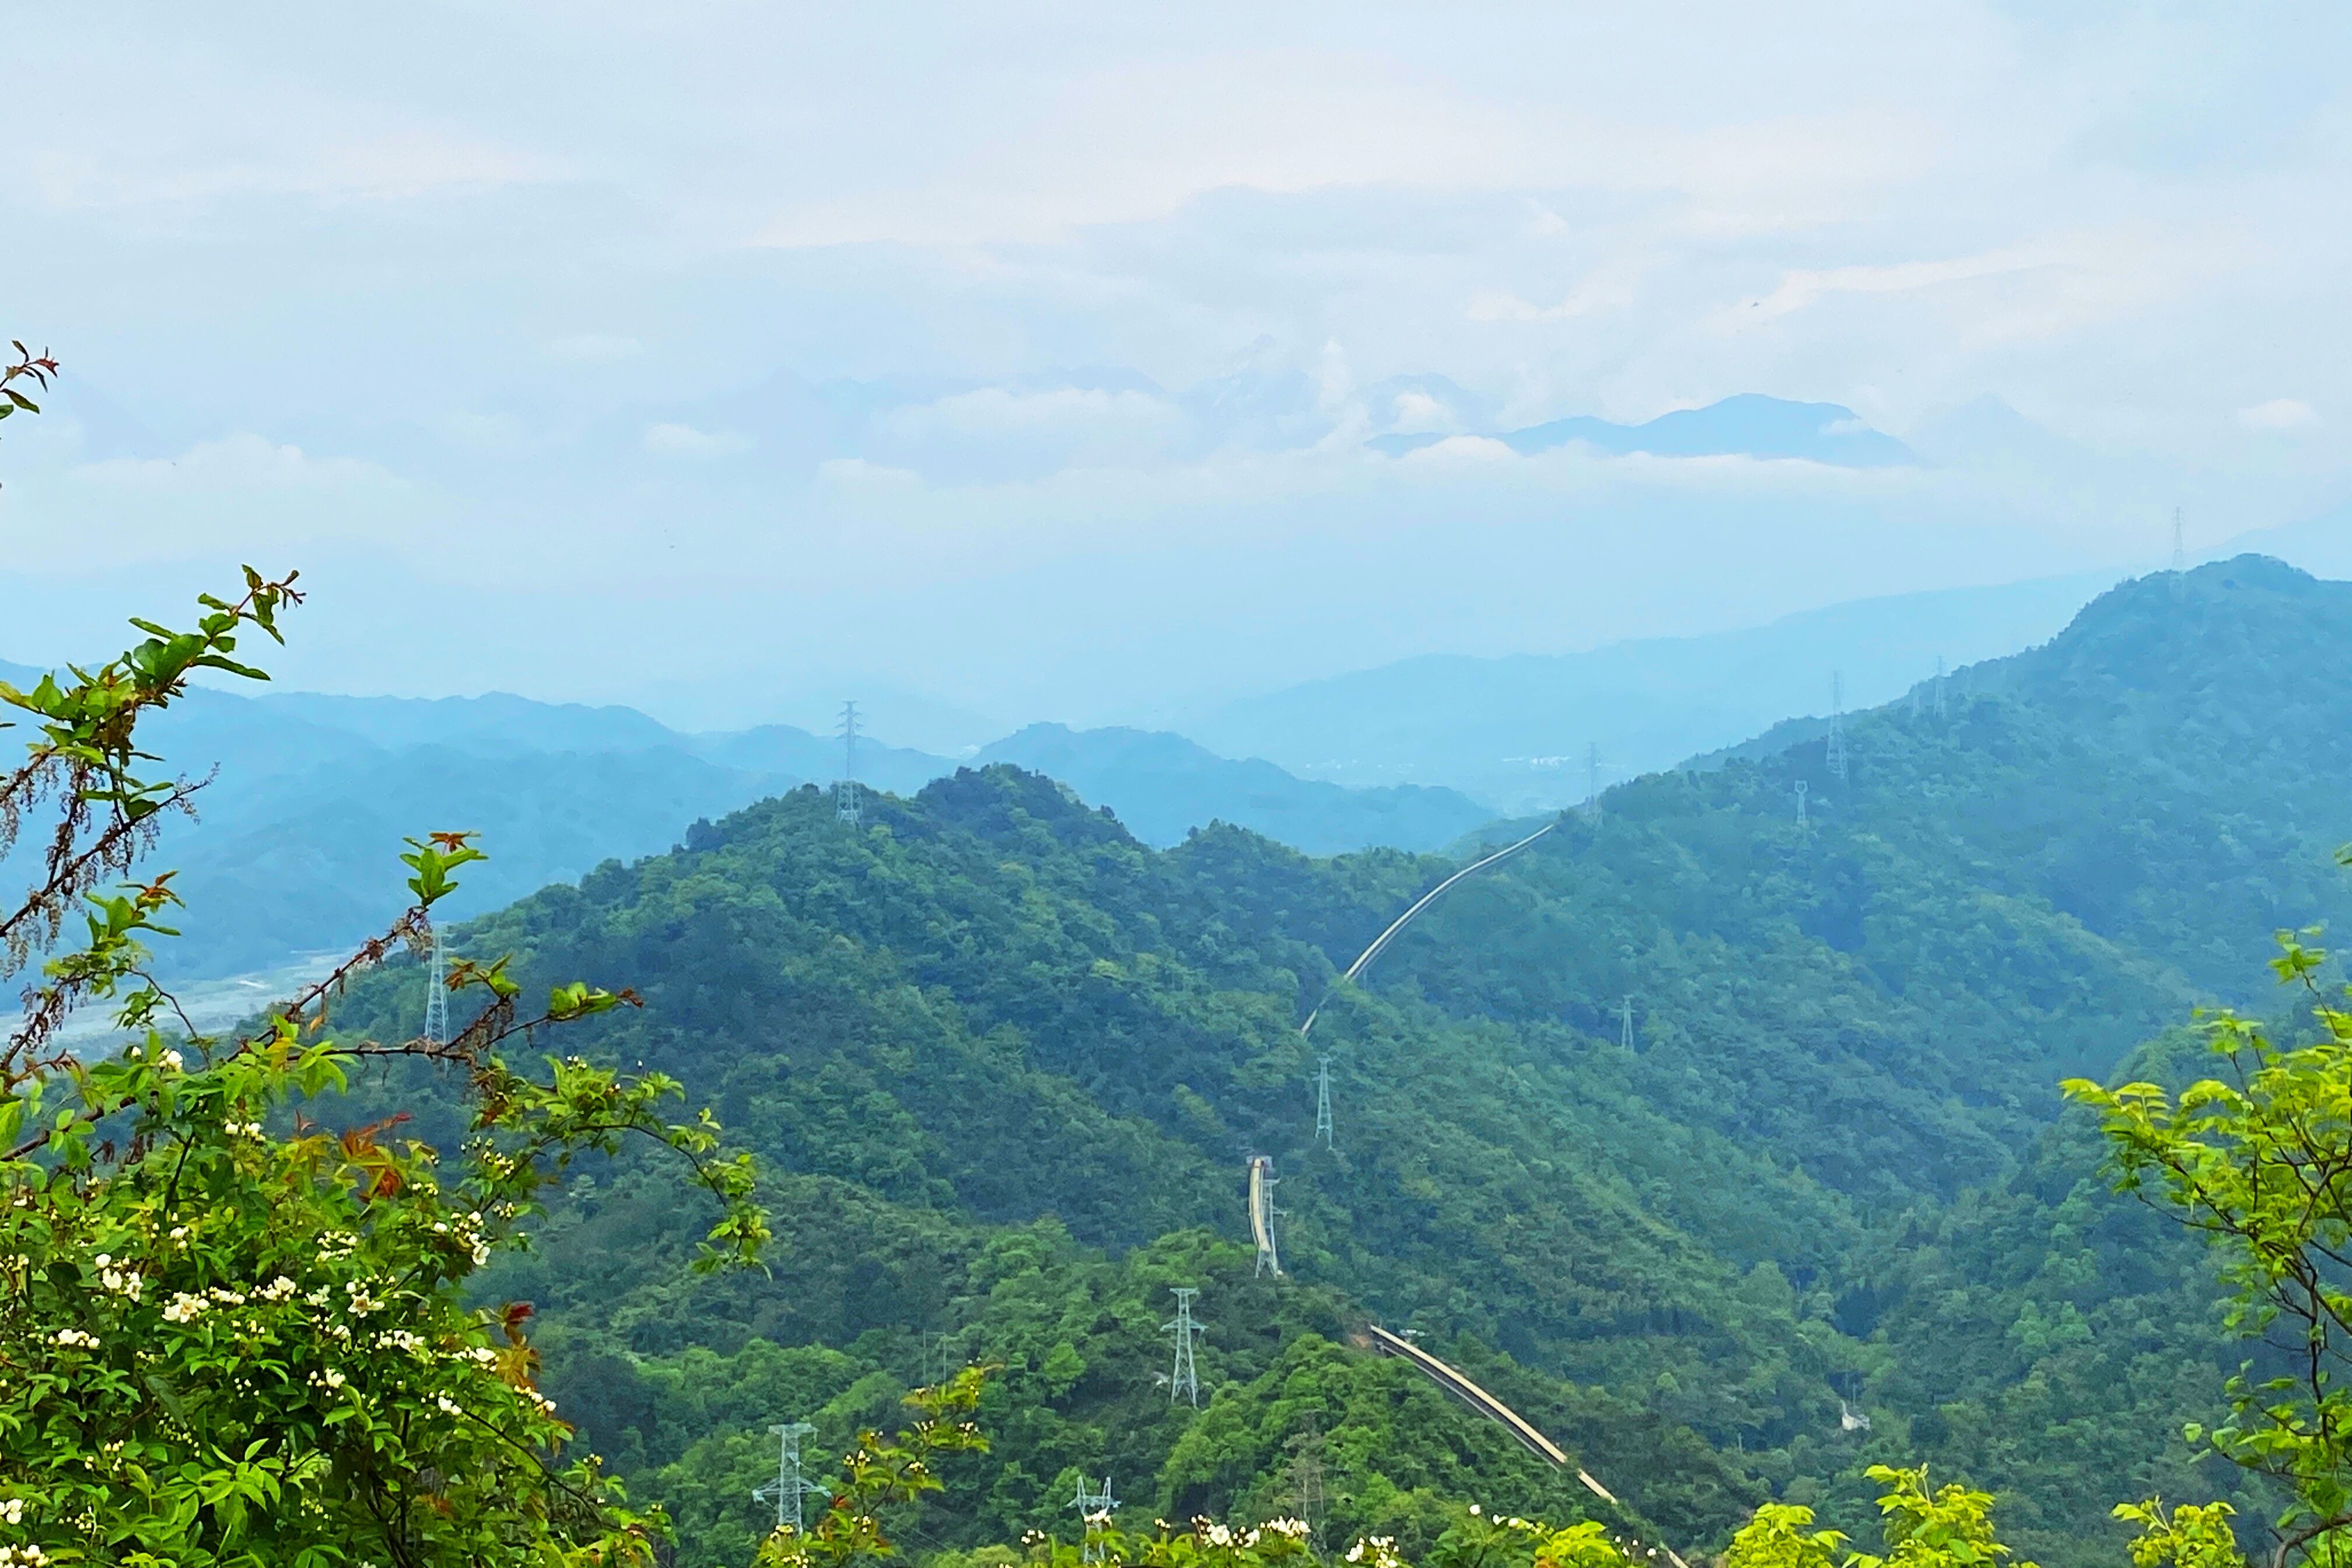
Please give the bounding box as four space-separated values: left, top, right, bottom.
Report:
643 422 751 458
907 386 1180 438
24 132 565 209
2237 398 2319 431
547 334 644 365
817 457 923 489
72 433 398 494
1401 435 1516 463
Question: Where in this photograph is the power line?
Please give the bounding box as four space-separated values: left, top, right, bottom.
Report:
1163 1287 1203 1407
835 701 863 827
1312 1056 1334 1150
752 1421 825 1534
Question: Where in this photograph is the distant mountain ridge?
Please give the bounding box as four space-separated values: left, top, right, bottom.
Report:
1366 393 1917 467
0 660 1505 977
1189 568 2124 812
974 723 1492 855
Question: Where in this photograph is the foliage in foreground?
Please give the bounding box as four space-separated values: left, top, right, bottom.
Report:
0 572 765 1564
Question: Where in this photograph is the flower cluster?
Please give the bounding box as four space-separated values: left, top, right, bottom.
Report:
51 1328 97 1349
0 1542 48 1567
93 1254 142 1301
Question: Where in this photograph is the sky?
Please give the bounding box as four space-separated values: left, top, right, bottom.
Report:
2 2 2347 738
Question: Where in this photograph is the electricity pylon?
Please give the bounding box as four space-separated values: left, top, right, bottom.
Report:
422 925 449 1046
1826 671 1849 784
1312 1056 1334 1149
835 701 863 826
1070 1476 1118 1563
1164 1287 1203 1406
752 1421 825 1533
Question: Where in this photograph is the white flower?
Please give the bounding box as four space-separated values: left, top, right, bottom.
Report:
162 1292 209 1324
1 1496 23 1522
52 1327 99 1349
258 1275 297 1301
160 1049 183 1070
435 1394 464 1417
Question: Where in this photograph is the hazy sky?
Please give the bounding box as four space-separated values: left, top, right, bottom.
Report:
4 3 2347 733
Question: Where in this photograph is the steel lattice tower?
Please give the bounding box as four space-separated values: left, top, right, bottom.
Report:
1585 741 1602 819
1826 671 1849 784
1287 1419 1326 1540
1164 1287 1203 1406
422 925 449 1046
1619 995 1634 1051
1248 1156 1282 1278
1312 1056 1334 1149
1934 656 1947 719
835 701 863 826
1794 779 1808 824
752 1421 825 1533
1070 1476 1119 1563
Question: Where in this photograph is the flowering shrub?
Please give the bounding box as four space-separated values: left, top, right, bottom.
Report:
0 573 767 1565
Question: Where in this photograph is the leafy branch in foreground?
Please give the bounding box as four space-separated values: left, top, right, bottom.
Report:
2064 902 2352 1568
0 573 768 1567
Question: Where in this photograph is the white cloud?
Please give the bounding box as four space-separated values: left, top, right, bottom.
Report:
817 457 923 489
1402 435 1516 462
1389 391 1457 430
547 334 645 365
643 422 751 458
2237 398 2319 431
72 433 397 493
23 132 565 209
907 386 1179 438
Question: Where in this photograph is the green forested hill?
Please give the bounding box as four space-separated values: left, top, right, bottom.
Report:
314 557 2350 1568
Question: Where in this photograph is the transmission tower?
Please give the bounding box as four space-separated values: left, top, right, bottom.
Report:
1248 1156 1282 1278
1794 779 1808 825
1286 1418 1326 1540
835 701 863 826
1826 671 1849 784
2172 507 2187 597
752 1421 824 1534
1312 1057 1334 1149
1585 742 1602 819
1070 1476 1118 1563
1619 995 1634 1050
1164 1287 1203 1406
1934 656 1946 719
422 925 449 1047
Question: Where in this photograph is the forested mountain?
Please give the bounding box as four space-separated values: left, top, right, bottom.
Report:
304 556 2348 1568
